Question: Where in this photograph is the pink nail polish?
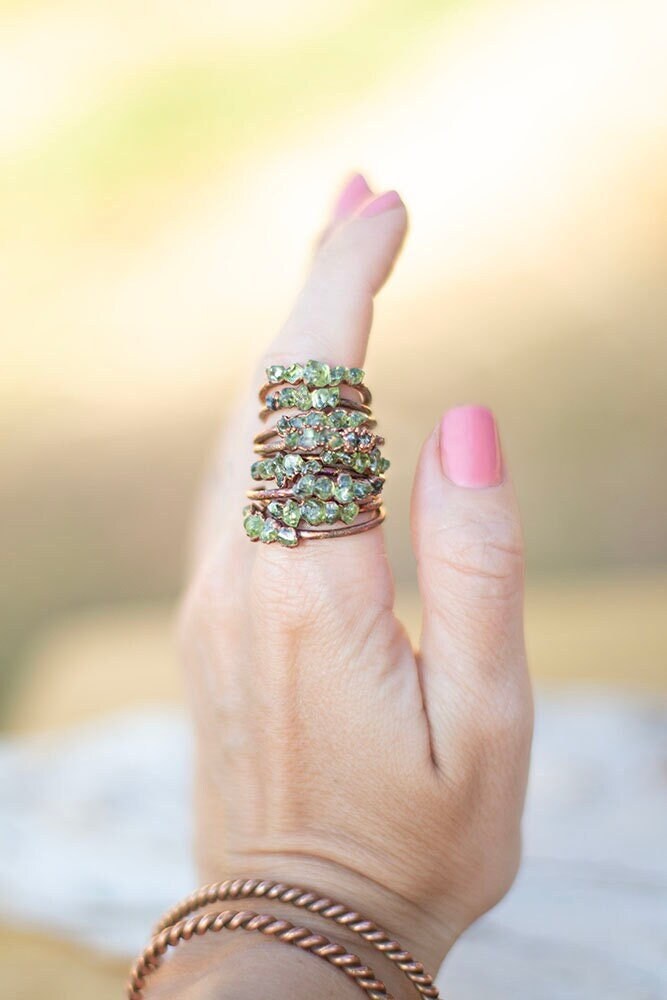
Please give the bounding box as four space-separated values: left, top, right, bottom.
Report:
333 173 373 221
440 406 503 488
357 189 403 218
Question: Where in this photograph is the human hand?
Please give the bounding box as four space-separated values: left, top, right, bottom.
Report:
176 176 533 995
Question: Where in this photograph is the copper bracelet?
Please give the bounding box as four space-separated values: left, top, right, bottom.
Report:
127 908 392 1000
243 359 390 547
153 877 440 1000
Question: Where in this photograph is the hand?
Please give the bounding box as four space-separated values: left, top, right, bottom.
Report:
176 176 533 996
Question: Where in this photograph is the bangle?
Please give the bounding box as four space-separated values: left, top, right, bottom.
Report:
146 877 440 999
127 908 390 999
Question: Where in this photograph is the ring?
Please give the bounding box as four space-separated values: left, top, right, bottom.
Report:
243 360 389 547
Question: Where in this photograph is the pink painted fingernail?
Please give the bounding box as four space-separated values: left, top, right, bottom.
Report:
357 189 403 217
440 406 503 488
333 173 373 221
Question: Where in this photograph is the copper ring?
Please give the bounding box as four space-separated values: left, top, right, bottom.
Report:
243 360 390 548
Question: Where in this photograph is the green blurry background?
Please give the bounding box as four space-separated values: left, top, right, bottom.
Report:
1 0 666 992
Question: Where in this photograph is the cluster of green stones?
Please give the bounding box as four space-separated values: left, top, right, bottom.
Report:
266 360 364 387
245 361 388 547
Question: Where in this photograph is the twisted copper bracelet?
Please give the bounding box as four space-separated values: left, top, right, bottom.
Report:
243 360 390 547
154 878 440 999
127 908 392 1000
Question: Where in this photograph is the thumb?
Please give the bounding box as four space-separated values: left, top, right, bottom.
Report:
411 406 531 768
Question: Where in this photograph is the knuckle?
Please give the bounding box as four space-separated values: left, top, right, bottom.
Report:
431 512 524 602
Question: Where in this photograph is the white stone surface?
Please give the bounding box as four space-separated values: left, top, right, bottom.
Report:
0 691 665 997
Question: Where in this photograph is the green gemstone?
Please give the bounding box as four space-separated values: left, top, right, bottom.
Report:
267 500 283 518
284 363 303 383
353 479 370 498
303 360 331 387
347 367 364 385
329 409 348 429
302 499 326 525
340 501 360 524
380 458 390 472
284 431 300 448
283 454 304 477
324 501 339 523
314 476 334 500
353 454 370 474
243 512 264 539
250 461 263 480
299 428 324 449
333 474 355 503
329 365 347 385
325 502 340 523
277 525 298 547
339 453 354 467
274 465 286 488
276 415 291 434
304 460 322 473
293 474 316 497
293 385 311 410
279 387 296 406
281 499 302 527
266 364 285 383
320 450 335 465
259 517 279 543
304 411 324 427
311 388 329 410
326 431 344 451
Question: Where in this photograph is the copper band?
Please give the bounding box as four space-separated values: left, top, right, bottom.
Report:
153 877 440 999
127 908 392 1000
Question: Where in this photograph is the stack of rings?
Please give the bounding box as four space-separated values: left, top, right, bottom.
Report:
243 360 390 547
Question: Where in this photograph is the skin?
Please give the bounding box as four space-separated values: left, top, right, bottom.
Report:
149 180 533 999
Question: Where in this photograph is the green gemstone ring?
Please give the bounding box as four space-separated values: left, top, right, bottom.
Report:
244 360 387 546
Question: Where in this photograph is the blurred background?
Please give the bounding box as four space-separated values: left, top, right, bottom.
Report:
1 0 666 997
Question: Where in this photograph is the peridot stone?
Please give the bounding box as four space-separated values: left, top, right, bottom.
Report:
283 454 303 477
330 365 347 385
340 501 360 524
293 474 316 497
326 431 344 451
293 385 312 410
303 360 330 387
353 479 370 498
277 525 298 547
333 474 354 503
310 388 330 410
259 517 279 543
329 409 348 429
250 461 263 480
347 367 364 385
304 460 322 474
302 499 326 525
314 476 333 500
353 454 370 474
284 431 300 448
324 501 339 523
243 512 264 539
279 387 296 407
281 499 302 527
266 364 285 383
267 501 283 518
284 363 303 383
